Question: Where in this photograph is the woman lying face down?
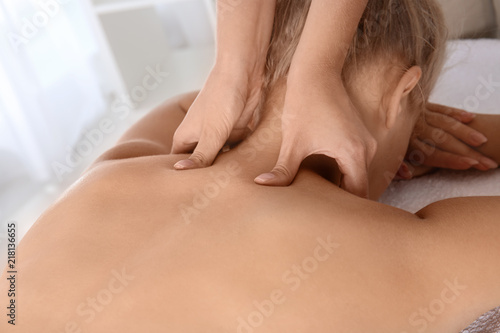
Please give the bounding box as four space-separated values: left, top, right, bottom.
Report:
260 0 450 199
2 0 500 332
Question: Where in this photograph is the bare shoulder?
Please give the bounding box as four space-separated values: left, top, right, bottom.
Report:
416 196 500 223
88 91 198 170
415 196 500 270
414 196 500 321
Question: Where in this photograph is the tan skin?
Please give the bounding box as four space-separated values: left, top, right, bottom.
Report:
1 61 500 333
173 0 496 192
174 0 378 198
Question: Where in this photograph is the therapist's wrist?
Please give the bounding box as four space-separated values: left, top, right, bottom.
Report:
287 64 344 94
288 53 345 90
206 62 263 99
214 53 266 78
289 48 346 78
211 58 265 90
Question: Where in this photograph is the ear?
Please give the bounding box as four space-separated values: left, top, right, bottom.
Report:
386 66 422 129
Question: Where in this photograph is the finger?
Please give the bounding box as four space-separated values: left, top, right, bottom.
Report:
408 138 481 170
418 127 497 170
363 136 378 166
171 124 199 154
227 126 252 145
336 155 370 199
408 164 436 178
254 144 304 186
425 111 488 147
395 162 413 180
174 128 230 170
340 137 376 198
327 138 374 198
427 103 476 123
171 137 197 155
395 161 435 180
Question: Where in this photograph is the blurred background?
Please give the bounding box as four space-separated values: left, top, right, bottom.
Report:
0 0 217 243
0 0 499 248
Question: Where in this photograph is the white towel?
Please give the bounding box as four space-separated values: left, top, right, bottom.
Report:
380 39 500 213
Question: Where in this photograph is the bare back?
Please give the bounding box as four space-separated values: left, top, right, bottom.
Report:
2 92 500 333
3 147 500 333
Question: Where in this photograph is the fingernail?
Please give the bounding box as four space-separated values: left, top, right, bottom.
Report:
399 164 412 179
174 159 195 170
459 157 480 167
479 157 498 169
469 132 488 146
255 173 276 183
473 164 490 172
462 111 476 119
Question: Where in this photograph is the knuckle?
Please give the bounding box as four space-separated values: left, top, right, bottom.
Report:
272 165 293 180
205 120 232 143
174 127 197 144
431 128 447 144
446 117 462 130
190 151 210 167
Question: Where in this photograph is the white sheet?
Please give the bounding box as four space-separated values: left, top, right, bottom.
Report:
379 39 500 213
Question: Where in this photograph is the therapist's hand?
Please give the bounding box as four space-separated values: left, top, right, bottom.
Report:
171 0 275 169
254 73 377 198
171 66 263 168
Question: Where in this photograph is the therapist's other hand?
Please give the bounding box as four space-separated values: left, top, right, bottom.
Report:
255 74 377 198
402 103 496 177
171 66 262 169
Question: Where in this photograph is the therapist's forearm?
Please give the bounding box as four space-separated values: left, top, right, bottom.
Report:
214 0 276 78
289 0 368 78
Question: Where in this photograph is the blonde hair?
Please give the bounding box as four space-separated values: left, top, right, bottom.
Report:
263 0 447 109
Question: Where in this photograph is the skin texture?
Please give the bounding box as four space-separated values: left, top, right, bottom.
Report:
171 0 276 157
173 0 378 198
1 62 499 333
255 0 376 196
398 104 498 179
172 0 490 195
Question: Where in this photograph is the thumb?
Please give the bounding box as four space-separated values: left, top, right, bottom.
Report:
336 152 369 199
254 144 304 186
171 138 197 156
174 129 228 170
171 123 199 154
337 157 370 199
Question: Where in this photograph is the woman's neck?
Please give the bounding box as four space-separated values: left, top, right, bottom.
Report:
218 85 343 187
